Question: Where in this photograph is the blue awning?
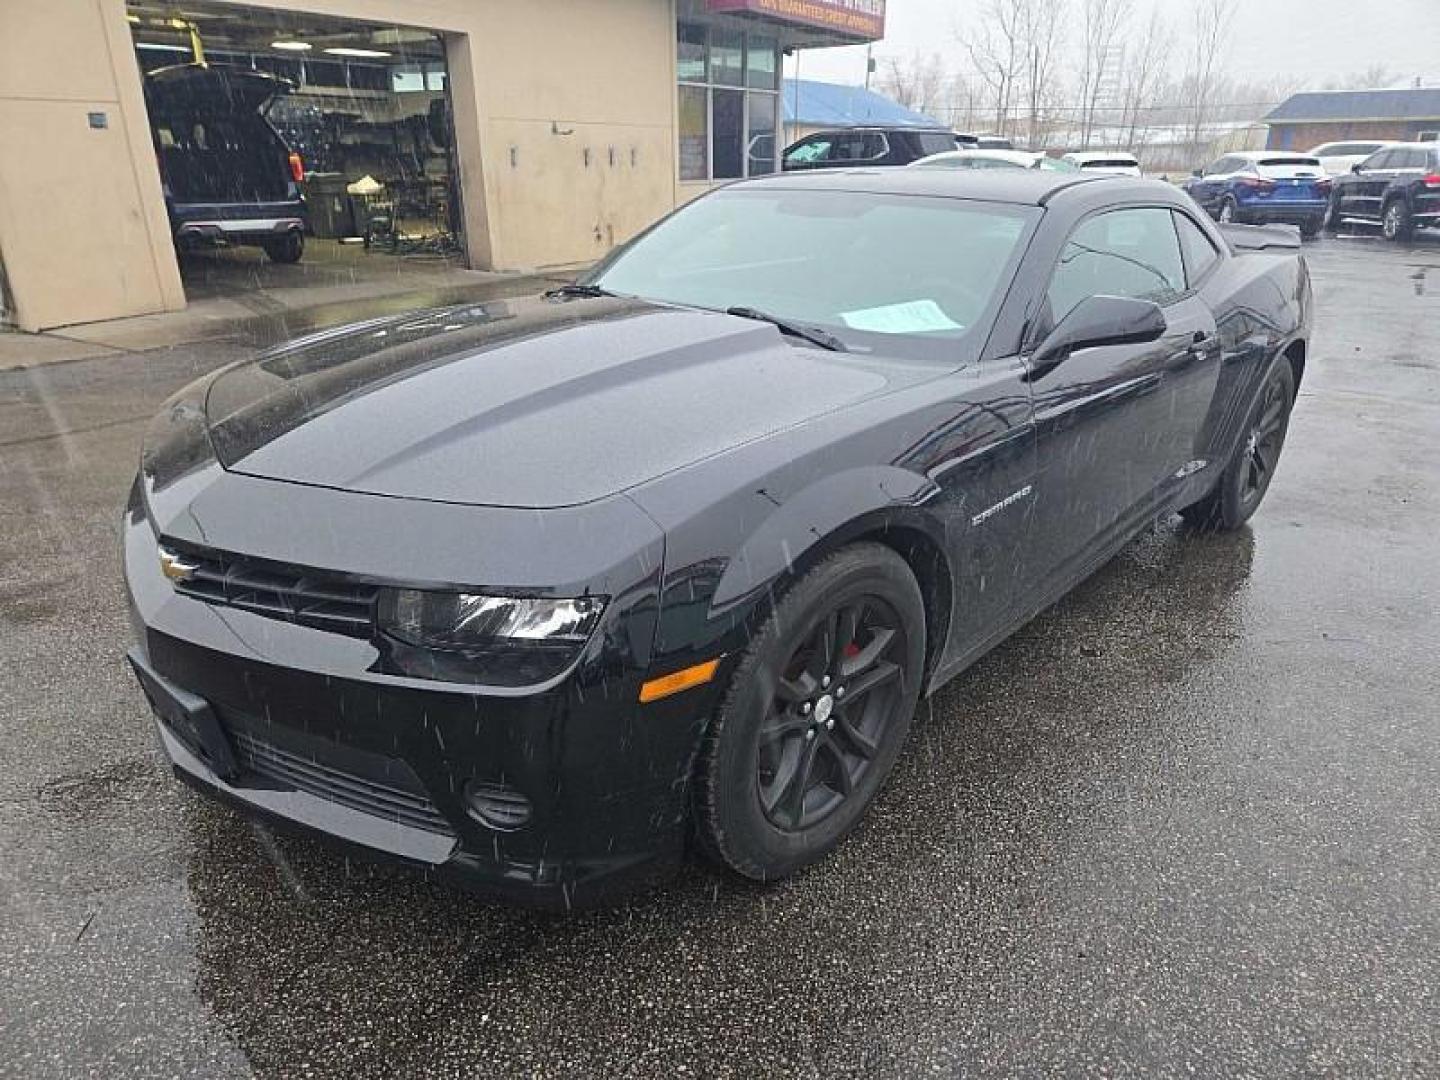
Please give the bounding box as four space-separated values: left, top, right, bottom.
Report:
782 79 942 128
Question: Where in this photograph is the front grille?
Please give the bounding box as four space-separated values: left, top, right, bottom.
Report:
172 547 378 637
230 728 454 836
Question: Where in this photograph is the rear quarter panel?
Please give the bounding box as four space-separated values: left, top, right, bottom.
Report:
1195 239 1312 464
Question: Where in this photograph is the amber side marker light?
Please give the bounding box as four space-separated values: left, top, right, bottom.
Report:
639 658 722 703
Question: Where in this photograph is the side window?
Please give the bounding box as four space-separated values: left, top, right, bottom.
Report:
1365 149 1394 170
1399 149 1426 170
1204 157 1231 176
1046 208 1186 326
837 131 888 161
1173 212 1220 286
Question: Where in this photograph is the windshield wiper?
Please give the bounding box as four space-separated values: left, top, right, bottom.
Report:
543 282 615 300
725 306 848 352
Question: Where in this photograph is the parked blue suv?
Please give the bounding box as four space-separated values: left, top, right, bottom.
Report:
1182 151 1331 237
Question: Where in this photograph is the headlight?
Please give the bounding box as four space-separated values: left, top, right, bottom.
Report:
378 589 605 653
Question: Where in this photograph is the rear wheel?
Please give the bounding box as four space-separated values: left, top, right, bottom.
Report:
1181 360 1295 532
263 231 304 264
1322 193 1341 233
1299 217 1322 239
1382 198 1414 242
694 543 926 881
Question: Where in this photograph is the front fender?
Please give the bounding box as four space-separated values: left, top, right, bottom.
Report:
710 465 942 611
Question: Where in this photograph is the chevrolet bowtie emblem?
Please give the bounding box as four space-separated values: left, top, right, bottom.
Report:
158 545 200 583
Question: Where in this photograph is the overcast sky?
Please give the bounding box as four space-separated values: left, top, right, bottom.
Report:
785 0 1440 91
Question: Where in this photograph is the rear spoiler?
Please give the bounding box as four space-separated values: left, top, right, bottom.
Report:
1219 222 1302 251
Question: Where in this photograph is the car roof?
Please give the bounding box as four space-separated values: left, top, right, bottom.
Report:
1229 150 1319 160
911 149 1036 166
731 167 1175 207
805 125 954 134
1371 141 1440 153
1064 151 1138 162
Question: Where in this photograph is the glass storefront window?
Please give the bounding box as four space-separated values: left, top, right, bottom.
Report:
746 34 777 90
713 88 745 179
676 23 781 182
710 29 744 88
678 84 709 182
677 23 707 83
746 91 778 175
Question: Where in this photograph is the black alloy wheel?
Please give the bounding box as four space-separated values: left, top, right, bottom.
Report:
1181 359 1295 532
1218 196 1238 224
694 543 926 881
1382 199 1414 242
1236 369 1290 512
756 594 906 831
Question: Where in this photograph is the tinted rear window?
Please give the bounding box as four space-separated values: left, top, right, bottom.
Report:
915 131 960 156
1081 159 1136 169
1260 157 1321 168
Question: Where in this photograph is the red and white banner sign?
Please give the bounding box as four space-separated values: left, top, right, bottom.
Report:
705 0 886 42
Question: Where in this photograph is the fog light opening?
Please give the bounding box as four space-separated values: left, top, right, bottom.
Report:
464 780 533 832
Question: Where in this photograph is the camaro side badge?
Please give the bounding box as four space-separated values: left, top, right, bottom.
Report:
971 485 1033 527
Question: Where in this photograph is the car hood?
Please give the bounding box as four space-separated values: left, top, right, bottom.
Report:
204 297 926 509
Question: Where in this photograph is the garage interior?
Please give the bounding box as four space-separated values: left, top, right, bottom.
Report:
128 2 467 304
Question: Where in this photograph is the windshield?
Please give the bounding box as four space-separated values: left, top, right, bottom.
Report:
591 188 1037 352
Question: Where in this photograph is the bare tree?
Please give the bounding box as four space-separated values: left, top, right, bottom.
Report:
1184 0 1238 161
875 52 950 116
965 0 1026 136
1117 4 1173 149
1018 0 1068 147
1076 0 1132 147
1321 64 1396 91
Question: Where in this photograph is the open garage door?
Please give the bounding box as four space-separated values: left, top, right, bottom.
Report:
128 2 466 305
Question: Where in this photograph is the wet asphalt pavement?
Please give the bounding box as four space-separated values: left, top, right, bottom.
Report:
2 235 1438 1078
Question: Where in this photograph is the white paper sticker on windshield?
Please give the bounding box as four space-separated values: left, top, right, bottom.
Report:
839 299 964 334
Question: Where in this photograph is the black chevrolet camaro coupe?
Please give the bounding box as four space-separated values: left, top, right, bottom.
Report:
125 170 1311 904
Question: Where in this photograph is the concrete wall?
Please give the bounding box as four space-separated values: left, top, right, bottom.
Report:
0 0 185 331
232 0 683 271
0 0 685 328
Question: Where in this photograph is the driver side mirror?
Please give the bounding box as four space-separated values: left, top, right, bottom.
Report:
1028 295 1168 379
1191 167 1203 178
1350 162 1364 174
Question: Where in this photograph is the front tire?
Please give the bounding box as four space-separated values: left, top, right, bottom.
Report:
694 542 926 881
1299 217 1322 239
1218 196 1239 224
1181 359 1296 532
1382 198 1414 242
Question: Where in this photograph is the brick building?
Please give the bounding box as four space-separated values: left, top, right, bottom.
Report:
1265 87 1440 151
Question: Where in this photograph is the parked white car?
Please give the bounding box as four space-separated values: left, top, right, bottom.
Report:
909 149 1078 172
1307 140 1395 176
1061 151 1142 176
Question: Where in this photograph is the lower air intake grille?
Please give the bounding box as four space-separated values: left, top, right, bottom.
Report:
230 728 454 836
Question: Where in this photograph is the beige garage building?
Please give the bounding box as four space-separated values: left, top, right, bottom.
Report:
0 0 884 332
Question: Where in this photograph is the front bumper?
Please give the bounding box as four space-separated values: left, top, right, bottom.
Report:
123 471 721 907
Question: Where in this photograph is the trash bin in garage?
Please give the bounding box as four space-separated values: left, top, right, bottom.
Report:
302 173 357 239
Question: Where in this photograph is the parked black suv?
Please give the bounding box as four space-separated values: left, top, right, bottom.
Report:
145 64 309 263
1325 142 1440 241
781 127 975 170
